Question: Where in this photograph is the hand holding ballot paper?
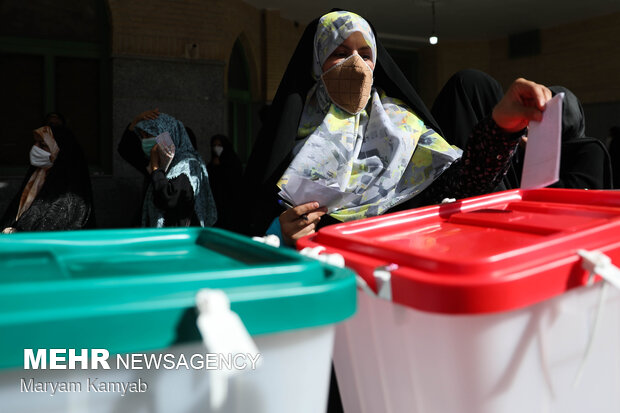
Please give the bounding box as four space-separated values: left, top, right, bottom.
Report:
278 175 360 214
275 176 350 245
277 175 362 245
520 93 564 189
152 131 175 173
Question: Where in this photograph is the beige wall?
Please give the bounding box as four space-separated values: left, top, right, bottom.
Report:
107 0 305 101
418 40 491 106
490 12 620 104
419 12 620 107
107 2 620 107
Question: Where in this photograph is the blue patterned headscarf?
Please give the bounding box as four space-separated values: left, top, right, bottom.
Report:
135 113 217 227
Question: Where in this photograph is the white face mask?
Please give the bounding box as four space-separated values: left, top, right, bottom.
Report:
213 146 224 157
29 145 53 168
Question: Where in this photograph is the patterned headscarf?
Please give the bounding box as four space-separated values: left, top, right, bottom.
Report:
135 113 217 227
277 11 461 222
312 12 376 79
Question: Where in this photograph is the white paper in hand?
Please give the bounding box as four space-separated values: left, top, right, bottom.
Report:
520 93 564 189
278 174 360 213
155 131 175 172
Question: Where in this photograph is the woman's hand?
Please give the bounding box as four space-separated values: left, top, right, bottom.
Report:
2 227 16 234
492 78 552 133
129 108 160 131
158 143 175 172
279 201 328 246
149 143 161 172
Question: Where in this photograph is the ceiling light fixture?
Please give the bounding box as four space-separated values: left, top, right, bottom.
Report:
429 0 438 45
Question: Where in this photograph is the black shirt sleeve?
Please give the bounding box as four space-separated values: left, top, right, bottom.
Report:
151 170 195 225
118 125 149 177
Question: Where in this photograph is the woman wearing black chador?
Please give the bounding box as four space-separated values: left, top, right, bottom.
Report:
242 10 553 248
1 125 95 233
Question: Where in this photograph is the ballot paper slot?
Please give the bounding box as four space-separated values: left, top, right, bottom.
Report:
448 207 609 235
508 201 620 220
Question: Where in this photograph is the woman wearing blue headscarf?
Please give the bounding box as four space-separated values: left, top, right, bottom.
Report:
121 111 217 227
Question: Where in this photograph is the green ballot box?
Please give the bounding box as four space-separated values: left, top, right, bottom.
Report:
0 227 356 413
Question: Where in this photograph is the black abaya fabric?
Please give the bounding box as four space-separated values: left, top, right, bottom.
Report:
430 69 522 192
610 127 620 190
151 169 197 227
207 134 244 232
431 69 504 151
545 86 612 189
549 139 611 189
0 126 96 231
118 125 150 178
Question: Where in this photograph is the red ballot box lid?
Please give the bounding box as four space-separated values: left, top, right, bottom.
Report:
298 189 620 314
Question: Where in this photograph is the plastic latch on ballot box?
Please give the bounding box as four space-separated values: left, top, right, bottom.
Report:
571 250 620 389
251 234 281 248
299 247 395 300
299 246 345 267
578 249 620 289
373 264 398 301
196 289 261 410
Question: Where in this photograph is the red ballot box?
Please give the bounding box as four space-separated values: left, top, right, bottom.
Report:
299 189 620 413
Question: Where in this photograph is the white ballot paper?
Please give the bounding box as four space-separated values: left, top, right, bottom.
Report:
155 131 175 172
520 92 564 189
278 174 360 213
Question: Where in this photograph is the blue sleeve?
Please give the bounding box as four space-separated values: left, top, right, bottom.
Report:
265 217 286 247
